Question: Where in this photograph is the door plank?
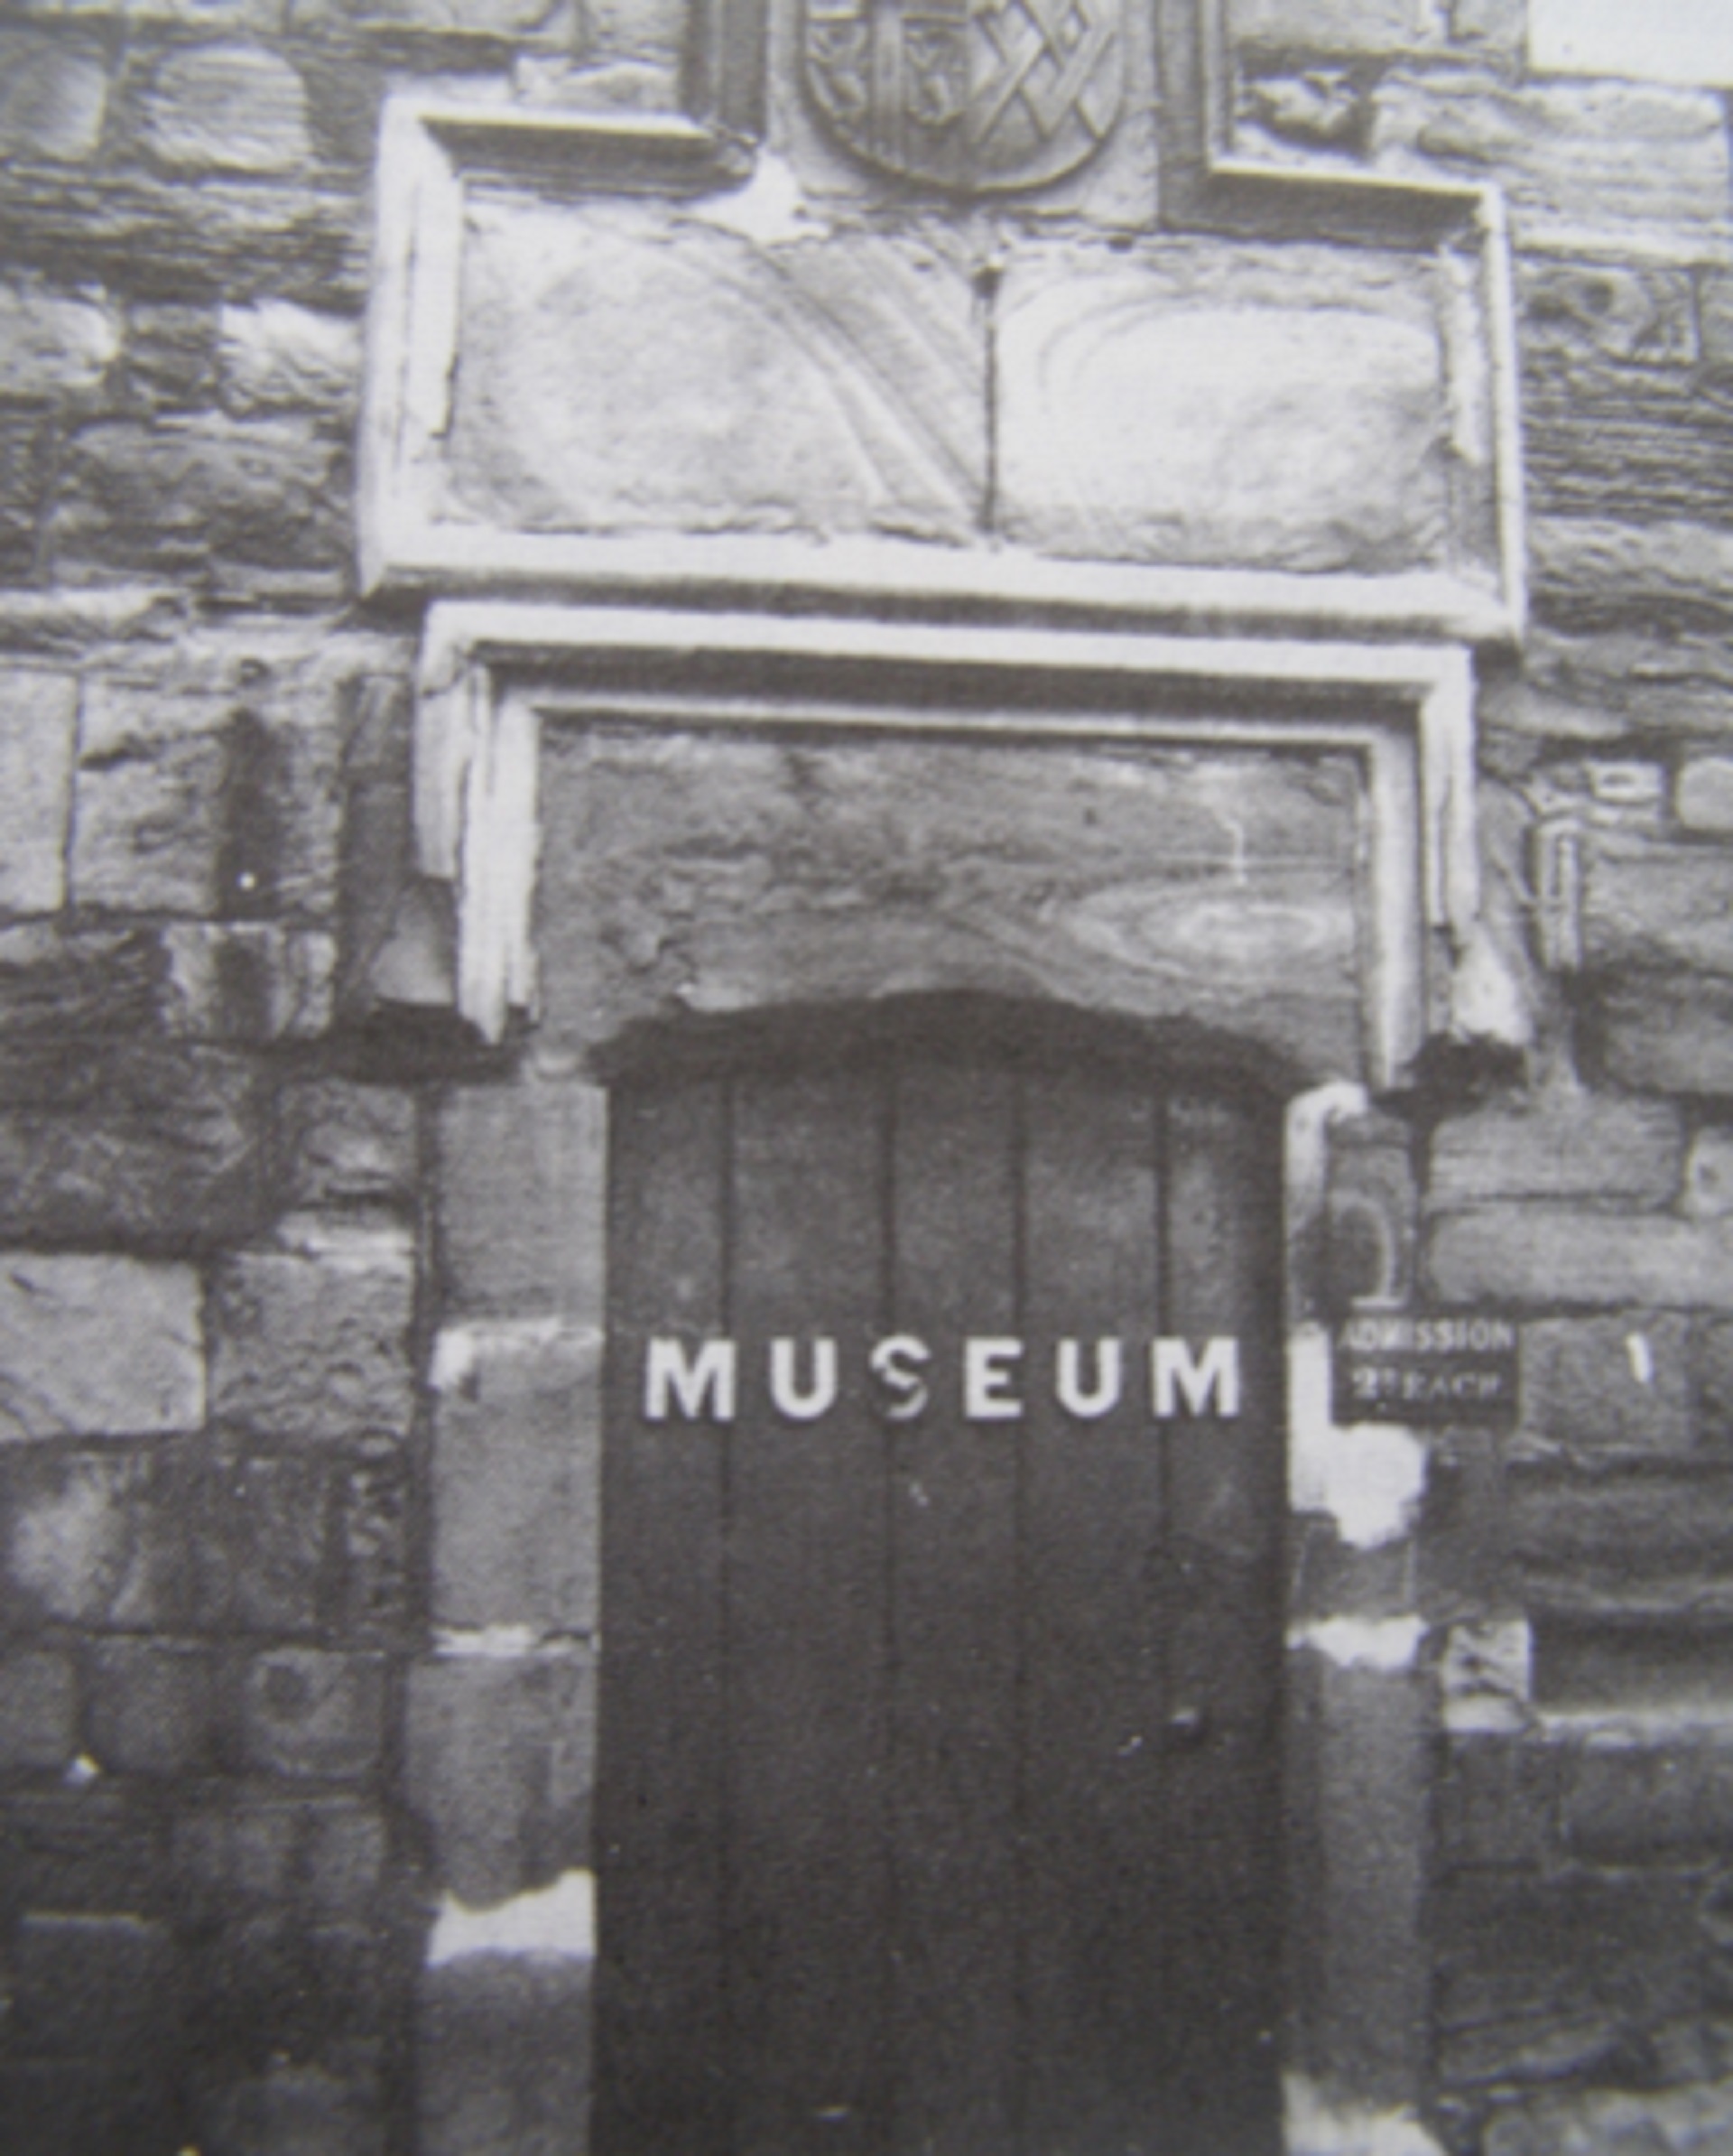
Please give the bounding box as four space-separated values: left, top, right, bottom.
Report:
727 1067 891 2156
594 1076 733 2156
1020 1068 1173 2156
1160 1093 1284 2153
887 1059 1024 2156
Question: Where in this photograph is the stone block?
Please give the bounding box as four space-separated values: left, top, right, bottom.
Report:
1487 2074 1733 2154
10 1911 181 2058
71 669 227 913
303 1799 389 1922
1290 1650 1432 2098
0 1254 201 1440
0 925 164 1040
87 1639 219 1775
203 1451 329 1632
195 2062 388 2156
417 1954 591 2156
74 625 399 923
90 0 280 21
1532 516 1733 632
1449 0 1523 50
120 299 219 412
1678 755 1733 835
0 2062 184 2156
1703 274 1733 374
0 1043 265 1245
143 42 310 175
1598 970 1733 1095
1581 831 1733 980
161 921 338 1040
1240 65 1373 157
1231 0 1430 50
0 33 107 162
406 1648 595 1905
0 1648 77 1770
220 299 360 416
437 1078 605 1321
334 1440 409 1635
1291 1514 1418 1623
1522 356 1733 533
0 279 117 399
281 1078 417 1209
1506 1462 1733 1600
995 238 1448 577
1438 1618 1531 1734
1562 1739 1733 1860
1520 1313 1693 1451
209 1221 415 1445
539 727 1364 1076
1428 1091 1682 1209
431 1324 600 1632
173 1794 387 1922
172 1800 300 1912
2 1789 167 1919
1437 1868 1710 2090
1692 1320 1733 1442
292 0 571 27
1427 1207 1733 1308
1373 73 1732 263
1439 1736 1558 1869
0 413 51 578
447 206 983 547
242 1648 386 1782
1685 1129 1733 1220
1518 260 1698 367
0 668 75 915
51 414 348 583
0 1445 196 1628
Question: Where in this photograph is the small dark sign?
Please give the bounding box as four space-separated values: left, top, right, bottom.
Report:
1332 1310 1520 1427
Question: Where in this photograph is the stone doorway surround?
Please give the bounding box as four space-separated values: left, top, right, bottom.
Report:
403 603 1506 2156
371 4 1530 2144
356 1 1527 643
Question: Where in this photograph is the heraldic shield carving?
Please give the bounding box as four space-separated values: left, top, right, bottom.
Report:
802 0 1122 191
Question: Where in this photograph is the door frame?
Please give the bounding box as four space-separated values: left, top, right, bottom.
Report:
408 603 1499 2156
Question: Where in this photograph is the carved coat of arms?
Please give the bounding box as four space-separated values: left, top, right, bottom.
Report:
803 0 1122 192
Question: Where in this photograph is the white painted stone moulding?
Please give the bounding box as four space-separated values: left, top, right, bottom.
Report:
414 601 1488 1087
360 15 1525 644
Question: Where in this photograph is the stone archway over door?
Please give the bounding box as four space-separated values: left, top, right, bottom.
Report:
593 1027 1285 2156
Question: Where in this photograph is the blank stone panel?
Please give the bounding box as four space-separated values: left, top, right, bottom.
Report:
446 198 986 546
535 727 1365 1078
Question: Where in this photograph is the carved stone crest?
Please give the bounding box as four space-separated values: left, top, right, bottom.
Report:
803 0 1121 192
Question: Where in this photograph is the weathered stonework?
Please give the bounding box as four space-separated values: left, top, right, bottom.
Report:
0 1256 202 1441
0 668 76 915
3 0 1733 2151
209 1221 415 1445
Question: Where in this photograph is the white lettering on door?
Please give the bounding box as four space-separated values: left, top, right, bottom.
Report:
1152 1337 1241 1419
1055 1338 1124 1418
964 1338 1025 1421
869 1334 931 1420
644 1338 737 1422
769 1336 839 1421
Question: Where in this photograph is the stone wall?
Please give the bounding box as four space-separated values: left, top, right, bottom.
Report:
1222 7 1733 2150
5 1 1733 2153
0 6 560 2148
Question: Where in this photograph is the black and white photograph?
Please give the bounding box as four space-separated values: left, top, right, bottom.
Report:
2 0 1732 2151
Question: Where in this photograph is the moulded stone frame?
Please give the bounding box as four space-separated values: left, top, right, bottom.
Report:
409 599 1485 2156
358 0 1527 642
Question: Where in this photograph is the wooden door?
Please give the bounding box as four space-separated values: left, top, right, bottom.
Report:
594 1028 1284 2156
